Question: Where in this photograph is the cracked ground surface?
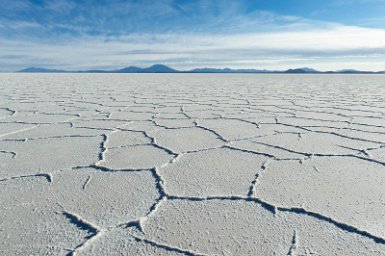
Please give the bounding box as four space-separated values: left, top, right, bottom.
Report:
1 73 385 255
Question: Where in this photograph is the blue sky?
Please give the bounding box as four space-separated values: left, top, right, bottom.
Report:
1 0 385 71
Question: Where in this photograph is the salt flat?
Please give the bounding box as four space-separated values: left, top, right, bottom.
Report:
1 73 385 255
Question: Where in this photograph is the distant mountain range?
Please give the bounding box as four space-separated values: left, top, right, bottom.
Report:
18 64 178 73
18 64 385 74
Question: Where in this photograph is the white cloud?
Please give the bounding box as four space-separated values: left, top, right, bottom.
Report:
1 23 385 71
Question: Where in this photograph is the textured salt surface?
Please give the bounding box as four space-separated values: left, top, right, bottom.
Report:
1 73 385 255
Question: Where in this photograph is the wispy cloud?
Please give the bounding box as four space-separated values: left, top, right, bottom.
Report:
0 0 385 71
1 23 385 71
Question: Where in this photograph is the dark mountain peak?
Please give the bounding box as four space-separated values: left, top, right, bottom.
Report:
143 64 178 73
18 67 67 73
115 64 178 73
115 66 142 73
336 69 374 74
284 67 320 73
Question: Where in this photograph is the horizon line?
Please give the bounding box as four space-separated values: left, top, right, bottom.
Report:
11 64 385 74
